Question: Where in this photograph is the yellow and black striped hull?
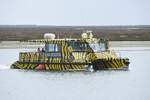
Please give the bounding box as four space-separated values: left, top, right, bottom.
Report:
11 58 129 71
11 61 88 71
92 58 129 70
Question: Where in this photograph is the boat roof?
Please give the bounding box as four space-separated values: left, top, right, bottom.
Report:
21 38 108 44
25 38 87 43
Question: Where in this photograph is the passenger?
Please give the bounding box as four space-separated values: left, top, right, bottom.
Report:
37 48 41 62
37 48 40 52
42 48 45 52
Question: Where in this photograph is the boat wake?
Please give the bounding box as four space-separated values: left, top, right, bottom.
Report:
0 64 10 70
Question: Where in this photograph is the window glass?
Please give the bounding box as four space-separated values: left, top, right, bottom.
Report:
89 43 106 52
68 40 87 51
45 44 61 52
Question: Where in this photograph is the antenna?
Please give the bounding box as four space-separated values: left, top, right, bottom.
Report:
57 32 59 39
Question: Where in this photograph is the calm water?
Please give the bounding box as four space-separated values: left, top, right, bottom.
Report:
0 43 150 100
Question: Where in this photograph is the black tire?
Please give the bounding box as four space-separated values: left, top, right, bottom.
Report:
92 59 105 71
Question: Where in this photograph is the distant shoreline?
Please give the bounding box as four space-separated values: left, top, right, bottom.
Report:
0 25 150 41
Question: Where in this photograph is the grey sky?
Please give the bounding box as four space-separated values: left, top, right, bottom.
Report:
0 0 150 25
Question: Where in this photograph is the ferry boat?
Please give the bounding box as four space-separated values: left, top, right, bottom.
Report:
11 31 130 71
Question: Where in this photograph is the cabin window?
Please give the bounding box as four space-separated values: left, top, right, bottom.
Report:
89 43 106 52
68 40 88 51
45 43 61 52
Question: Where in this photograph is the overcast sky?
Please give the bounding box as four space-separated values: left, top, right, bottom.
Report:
0 0 149 25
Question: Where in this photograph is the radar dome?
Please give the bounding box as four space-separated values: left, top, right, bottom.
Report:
82 32 88 39
81 31 93 39
44 33 55 39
